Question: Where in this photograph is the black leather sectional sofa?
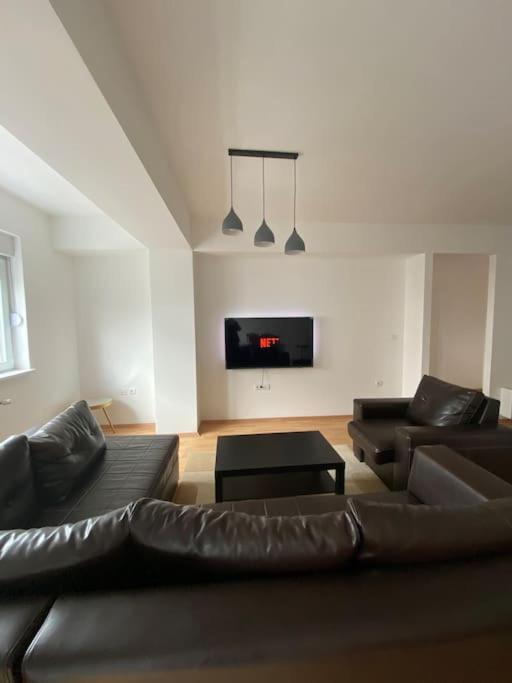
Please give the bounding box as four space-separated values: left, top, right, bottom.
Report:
1 400 179 529
4 445 512 681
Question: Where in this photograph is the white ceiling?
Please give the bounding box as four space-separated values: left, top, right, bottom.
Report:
0 124 100 216
104 0 512 227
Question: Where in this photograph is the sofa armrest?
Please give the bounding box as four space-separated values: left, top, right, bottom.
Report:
353 398 411 421
394 424 512 490
408 445 512 505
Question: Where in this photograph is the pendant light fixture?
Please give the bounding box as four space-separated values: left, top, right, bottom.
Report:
285 158 306 255
254 157 275 247
221 155 243 235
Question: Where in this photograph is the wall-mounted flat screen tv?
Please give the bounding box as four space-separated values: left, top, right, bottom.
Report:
225 317 313 369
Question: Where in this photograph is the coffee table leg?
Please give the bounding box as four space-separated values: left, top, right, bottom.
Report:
334 466 344 495
215 473 223 503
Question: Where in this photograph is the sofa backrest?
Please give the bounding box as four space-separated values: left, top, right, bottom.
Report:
0 435 37 530
130 498 358 580
348 496 512 565
28 400 106 504
408 445 512 505
407 375 486 427
0 506 131 595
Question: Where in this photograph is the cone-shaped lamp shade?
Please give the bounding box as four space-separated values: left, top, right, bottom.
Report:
254 219 275 247
285 227 305 255
222 207 243 235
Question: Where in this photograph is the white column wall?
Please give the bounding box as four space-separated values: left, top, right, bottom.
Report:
149 249 198 433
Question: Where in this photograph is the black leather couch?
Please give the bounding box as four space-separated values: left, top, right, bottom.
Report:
348 374 508 490
0 400 179 529
4 446 512 682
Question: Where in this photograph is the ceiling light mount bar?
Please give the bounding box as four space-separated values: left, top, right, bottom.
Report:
228 148 299 160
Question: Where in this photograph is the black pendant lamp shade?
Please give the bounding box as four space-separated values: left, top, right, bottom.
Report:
285 158 305 255
222 156 243 235
254 157 275 247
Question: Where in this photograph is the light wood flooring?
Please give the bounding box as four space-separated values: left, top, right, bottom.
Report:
102 416 353 475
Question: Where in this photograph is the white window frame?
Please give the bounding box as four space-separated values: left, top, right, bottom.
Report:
0 256 14 373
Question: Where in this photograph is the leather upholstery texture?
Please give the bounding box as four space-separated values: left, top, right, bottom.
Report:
8 447 512 682
349 376 503 490
0 436 37 530
0 597 52 683
208 489 418 515
28 401 106 504
393 424 512 490
37 435 179 526
407 375 484 427
408 445 512 505
347 419 412 465
130 498 358 578
348 496 512 565
22 556 512 683
0 507 131 595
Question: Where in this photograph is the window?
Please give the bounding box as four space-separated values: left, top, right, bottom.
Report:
0 256 14 372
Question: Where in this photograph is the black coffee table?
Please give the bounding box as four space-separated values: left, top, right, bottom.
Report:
215 431 345 503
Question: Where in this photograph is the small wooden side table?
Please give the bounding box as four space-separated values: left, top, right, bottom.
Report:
86 397 115 434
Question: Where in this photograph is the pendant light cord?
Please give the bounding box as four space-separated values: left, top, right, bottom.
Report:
262 157 266 220
230 156 233 207
293 158 297 229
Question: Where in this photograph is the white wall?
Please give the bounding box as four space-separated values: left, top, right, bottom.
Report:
195 253 406 420
0 186 80 435
149 249 198 433
429 254 489 389
401 254 433 395
72 251 155 425
52 214 142 253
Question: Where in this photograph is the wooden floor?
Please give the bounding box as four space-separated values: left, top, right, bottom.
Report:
102 416 352 472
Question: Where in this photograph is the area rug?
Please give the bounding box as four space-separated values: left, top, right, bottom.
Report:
174 444 387 505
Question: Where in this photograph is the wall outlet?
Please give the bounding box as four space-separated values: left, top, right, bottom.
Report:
128 387 137 396
255 383 271 391
375 380 384 387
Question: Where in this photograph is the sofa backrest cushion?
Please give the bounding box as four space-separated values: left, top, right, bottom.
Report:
0 435 37 530
130 498 359 579
28 401 105 504
348 496 512 565
407 375 484 427
0 506 131 594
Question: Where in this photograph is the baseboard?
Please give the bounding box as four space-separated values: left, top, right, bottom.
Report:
100 422 156 430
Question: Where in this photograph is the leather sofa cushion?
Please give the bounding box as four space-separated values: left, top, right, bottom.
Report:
348 496 512 565
0 435 37 530
208 490 418 515
29 401 106 504
347 419 412 464
130 498 359 578
36 434 179 526
407 375 484 427
0 597 52 683
22 555 512 683
0 506 130 594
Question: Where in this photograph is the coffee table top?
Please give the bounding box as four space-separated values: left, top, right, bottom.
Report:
215 431 343 475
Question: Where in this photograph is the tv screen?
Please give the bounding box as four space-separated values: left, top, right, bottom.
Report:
225 317 313 369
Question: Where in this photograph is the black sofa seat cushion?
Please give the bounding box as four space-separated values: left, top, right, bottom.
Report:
28 401 106 504
208 489 418 515
407 375 485 427
347 419 413 465
130 498 359 578
0 435 37 531
348 496 512 565
22 558 512 683
0 597 52 683
38 435 178 526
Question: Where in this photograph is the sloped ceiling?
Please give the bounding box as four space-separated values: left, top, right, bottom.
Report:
103 0 512 231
